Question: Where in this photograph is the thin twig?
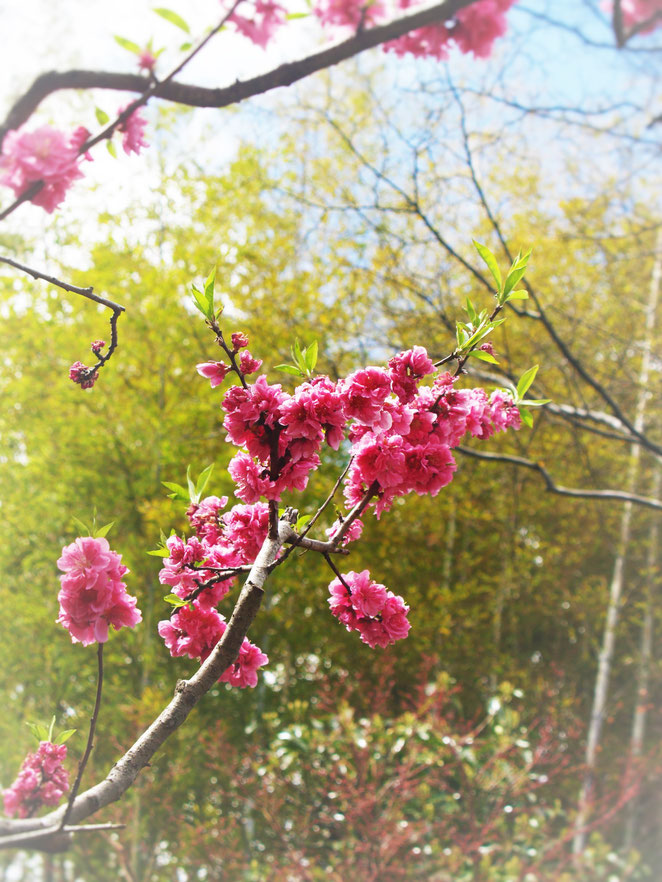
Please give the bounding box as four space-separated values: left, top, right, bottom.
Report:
59 643 104 829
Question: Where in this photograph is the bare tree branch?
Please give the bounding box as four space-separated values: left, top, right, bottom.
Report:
0 0 478 147
456 445 662 511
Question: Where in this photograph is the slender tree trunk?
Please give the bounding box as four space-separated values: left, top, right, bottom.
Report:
623 466 660 851
573 231 661 855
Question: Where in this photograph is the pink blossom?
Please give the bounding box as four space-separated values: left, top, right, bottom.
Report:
57 536 141 645
138 48 157 72
613 0 662 33
327 570 410 648
239 350 263 375
388 346 435 403
90 339 106 355
229 0 287 47
314 0 385 29
223 376 289 461
384 0 515 60
326 516 363 545
197 361 230 388
340 366 393 429
222 502 270 563
118 107 149 155
231 332 249 350
69 361 98 389
3 742 69 818
188 495 228 543
158 604 268 688
0 125 87 213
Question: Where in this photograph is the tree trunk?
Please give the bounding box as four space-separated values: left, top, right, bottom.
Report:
573 230 661 856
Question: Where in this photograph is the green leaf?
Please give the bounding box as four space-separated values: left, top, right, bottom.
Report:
292 339 304 371
465 298 477 323
146 547 169 557
473 241 502 292
502 267 528 299
204 266 216 315
114 35 141 54
153 7 190 32
470 349 499 364
163 593 189 607
106 140 117 159
72 516 91 536
195 463 214 498
304 340 318 373
179 41 192 51
518 406 533 428
191 284 213 320
93 521 114 538
47 716 56 742
274 364 302 376
520 398 551 406
286 11 309 18
95 107 110 126
26 722 50 742
296 514 312 531
162 481 189 502
55 729 77 745
186 464 196 502
506 289 529 301
516 365 539 399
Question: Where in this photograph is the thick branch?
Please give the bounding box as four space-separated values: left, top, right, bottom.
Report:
0 0 477 145
456 445 662 512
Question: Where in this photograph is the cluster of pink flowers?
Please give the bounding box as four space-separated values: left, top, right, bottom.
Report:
1 109 148 212
69 361 99 389
118 107 149 156
57 537 142 645
157 497 271 684
615 0 662 32
3 742 69 818
328 569 410 648
158 604 268 688
0 125 89 213
219 0 516 59
385 0 516 60
342 359 522 517
190 332 522 648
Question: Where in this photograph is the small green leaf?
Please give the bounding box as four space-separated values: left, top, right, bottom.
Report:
26 722 50 742
506 289 529 301
106 140 117 159
163 593 189 607
274 364 303 376
186 464 196 502
55 729 77 745
520 398 551 406
195 464 214 498
72 516 91 536
292 339 304 371
47 716 56 742
304 340 318 373
296 514 312 531
162 481 189 502
516 365 539 399
286 11 309 18
518 406 533 428
473 241 502 292
93 521 115 539
465 298 477 323
179 41 192 51
470 349 498 364
114 35 141 54
153 7 190 32
147 547 169 557
95 107 110 126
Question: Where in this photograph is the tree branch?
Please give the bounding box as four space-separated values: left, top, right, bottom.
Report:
456 445 662 511
0 0 478 146
0 509 297 849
